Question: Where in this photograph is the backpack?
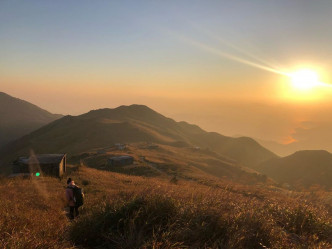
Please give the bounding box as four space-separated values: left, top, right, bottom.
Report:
69 186 84 207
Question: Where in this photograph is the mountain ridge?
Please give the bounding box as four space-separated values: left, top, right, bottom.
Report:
257 149 332 188
0 92 63 148
0 104 277 174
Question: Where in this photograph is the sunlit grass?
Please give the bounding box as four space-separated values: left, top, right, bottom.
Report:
0 166 331 248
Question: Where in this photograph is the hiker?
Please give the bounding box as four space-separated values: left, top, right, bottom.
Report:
66 178 84 219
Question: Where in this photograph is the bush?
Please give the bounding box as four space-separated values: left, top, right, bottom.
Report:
70 195 179 248
71 193 329 249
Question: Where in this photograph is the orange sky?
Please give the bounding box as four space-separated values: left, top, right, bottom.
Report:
1 1 332 155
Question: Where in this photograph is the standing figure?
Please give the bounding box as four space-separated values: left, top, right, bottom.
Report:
66 178 84 219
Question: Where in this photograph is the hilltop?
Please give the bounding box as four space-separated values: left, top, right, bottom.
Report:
258 150 332 189
0 104 276 175
0 92 63 148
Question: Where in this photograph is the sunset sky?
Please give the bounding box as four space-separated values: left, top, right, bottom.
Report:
1 0 332 154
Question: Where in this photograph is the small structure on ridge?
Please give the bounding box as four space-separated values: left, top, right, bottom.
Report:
12 154 67 178
108 155 134 167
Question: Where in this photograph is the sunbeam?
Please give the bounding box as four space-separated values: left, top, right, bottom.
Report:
181 36 288 76
177 34 332 93
187 21 284 71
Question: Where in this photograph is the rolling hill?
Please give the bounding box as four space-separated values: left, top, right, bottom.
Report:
0 104 277 176
258 150 332 189
0 92 63 148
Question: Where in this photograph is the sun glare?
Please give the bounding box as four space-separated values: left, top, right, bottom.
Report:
279 67 332 102
290 69 320 91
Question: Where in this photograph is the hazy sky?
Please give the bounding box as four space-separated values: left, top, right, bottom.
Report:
1 0 332 153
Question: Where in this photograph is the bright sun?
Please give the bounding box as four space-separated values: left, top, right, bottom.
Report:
281 68 331 102
290 69 320 91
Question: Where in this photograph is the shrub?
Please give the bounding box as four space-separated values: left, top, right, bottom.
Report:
70 195 179 248
71 193 329 249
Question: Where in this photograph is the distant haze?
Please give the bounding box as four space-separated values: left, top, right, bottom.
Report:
1 1 332 155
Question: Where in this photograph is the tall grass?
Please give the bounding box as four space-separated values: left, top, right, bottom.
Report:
70 171 332 249
1 166 331 248
0 176 74 248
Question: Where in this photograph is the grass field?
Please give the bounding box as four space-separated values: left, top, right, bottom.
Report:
69 143 271 187
0 166 331 248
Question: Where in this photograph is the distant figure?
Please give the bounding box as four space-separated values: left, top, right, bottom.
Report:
66 178 84 219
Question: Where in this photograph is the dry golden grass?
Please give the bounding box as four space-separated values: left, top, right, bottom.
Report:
0 166 331 248
73 143 270 187
0 176 72 248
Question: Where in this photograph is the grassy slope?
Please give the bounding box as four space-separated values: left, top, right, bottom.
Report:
1 166 331 248
71 143 270 186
